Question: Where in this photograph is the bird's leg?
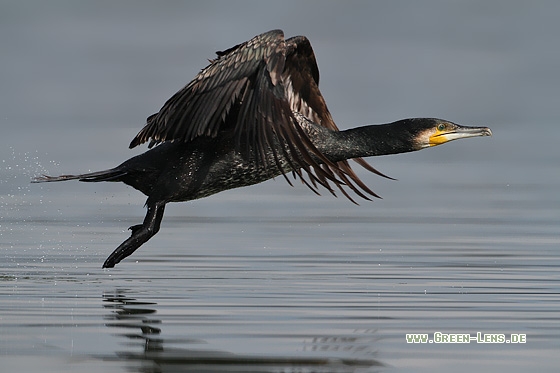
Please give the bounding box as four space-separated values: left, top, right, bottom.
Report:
102 201 166 268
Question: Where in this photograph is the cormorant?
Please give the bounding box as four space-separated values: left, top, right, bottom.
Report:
33 30 492 268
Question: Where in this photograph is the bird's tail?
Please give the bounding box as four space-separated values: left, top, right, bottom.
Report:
31 167 127 183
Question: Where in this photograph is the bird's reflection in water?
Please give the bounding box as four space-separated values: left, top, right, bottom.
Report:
102 289 383 373
103 289 165 354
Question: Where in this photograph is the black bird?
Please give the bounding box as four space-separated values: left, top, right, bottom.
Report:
33 30 491 268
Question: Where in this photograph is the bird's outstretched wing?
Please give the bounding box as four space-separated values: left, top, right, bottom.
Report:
130 29 383 202
130 30 287 149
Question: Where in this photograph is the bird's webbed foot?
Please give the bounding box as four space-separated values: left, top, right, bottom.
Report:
102 201 166 268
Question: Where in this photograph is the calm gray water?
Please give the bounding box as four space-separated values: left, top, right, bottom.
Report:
2 2 559 372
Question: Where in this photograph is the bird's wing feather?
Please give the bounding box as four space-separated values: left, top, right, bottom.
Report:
129 29 384 201
283 36 336 130
129 29 287 149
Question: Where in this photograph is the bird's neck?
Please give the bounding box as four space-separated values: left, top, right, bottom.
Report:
315 120 421 162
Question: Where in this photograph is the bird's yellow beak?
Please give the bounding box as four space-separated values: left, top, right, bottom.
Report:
429 124 492 147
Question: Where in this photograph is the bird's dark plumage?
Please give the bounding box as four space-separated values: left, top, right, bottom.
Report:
33 30 492 268
130 30 381 200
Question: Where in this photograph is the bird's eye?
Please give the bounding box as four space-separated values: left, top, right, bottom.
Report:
437 123 446 132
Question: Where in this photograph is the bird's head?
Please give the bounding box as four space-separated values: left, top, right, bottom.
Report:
410 118 492 149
